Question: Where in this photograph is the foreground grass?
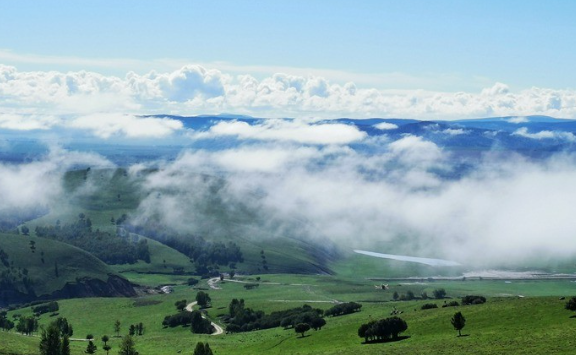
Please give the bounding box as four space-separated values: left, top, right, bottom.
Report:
3 274 576 354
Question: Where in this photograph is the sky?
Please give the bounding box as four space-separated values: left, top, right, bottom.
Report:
2 0 576 119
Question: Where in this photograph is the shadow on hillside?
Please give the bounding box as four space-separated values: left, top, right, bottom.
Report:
362 335 410 344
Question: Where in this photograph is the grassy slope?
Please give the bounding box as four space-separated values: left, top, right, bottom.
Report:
24 168 333 278
3 274 576 354
0 233 114 296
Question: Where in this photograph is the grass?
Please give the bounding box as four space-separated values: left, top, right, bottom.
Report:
3 274 576 354
0 233 114 296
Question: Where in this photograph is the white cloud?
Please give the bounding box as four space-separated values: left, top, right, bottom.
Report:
196 119 366 145
442 128 468 135
508 116 529 124
512 127 576 141
0 114 60 130
69 113 184 139
374 122 398 130
4 64 576 121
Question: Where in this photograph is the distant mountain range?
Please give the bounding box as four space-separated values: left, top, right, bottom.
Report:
2 114 576 164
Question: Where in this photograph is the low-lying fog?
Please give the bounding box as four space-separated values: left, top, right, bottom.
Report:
2 120 576 270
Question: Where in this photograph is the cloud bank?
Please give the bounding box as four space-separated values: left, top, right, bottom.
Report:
127 134 576 267
3 64 576 122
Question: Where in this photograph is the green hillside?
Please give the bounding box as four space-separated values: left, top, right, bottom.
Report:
0 233 131 304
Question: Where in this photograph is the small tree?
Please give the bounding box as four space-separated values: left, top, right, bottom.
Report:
103 345 111 355
565 297 576 316
433 288 446 299
114 320 121 337
118 335 137 355
101 335 109 346
451 311 466 337
196 291 211 308
310 317 326 330
295 323 310 337
21 226 30 235
61 335 70 355
39 323 61 355
421 291 428 299
193 342 214 355
406 290 415 300
86 334 94 340
392 291 399 301
85 340 97 354
175 300 187 312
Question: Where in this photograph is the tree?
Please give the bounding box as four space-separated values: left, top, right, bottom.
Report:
310 317 326 330
103 345 111 355
114 320 121 337
61 335 70 355
565 297 576 315
451 311 466 337
129 324 135 336
85 340 97 354
118 335 137 355
175 300 187 312
433 288 446 299
406 290 415 300
421 291 428 299
39 323 61 355
392 291 399 301
196 291 211 308
295 323 310 337
101 335 109 346
21 225 30 235
86 334 94 340
387 316 408 339
193 342 214 355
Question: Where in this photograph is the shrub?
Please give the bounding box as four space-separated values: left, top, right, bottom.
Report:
461 295 486 305
421 303 438 310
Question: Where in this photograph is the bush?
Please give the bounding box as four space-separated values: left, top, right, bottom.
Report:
442 301 460 308
421 303 438 310
433 289 446 299
324 302 362 317
32 302 59 316
461 295 486 305
358 316 408 343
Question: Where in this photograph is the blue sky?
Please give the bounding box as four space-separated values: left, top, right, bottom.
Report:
1 1 576 119
1 0 575 91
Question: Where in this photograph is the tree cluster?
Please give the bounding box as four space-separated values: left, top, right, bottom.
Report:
225 299 326 333
162 310 214 334
32 301 59 316
461 295 486 305
421 303 438 310
16 315 38 335
123 221 243 276
35 215 150 265
0 311 15 331
324 302 362 317
39 320 71 355
357 316 408 343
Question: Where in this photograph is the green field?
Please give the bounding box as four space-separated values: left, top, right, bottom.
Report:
2 273 576 355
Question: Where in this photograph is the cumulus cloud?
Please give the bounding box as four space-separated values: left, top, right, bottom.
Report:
4 64 576 121
512 127 576 141
374 122 398 130
69 113 184 138
195 119 366 145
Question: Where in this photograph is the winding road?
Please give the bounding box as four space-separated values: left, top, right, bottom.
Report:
186 301 224 336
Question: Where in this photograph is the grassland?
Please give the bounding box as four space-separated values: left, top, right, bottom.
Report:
0 233 114 296
2 273 576 355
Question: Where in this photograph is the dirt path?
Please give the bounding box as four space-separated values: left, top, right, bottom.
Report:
186 301 224 336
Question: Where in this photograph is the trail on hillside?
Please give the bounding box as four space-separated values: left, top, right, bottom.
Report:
186 301 224 335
